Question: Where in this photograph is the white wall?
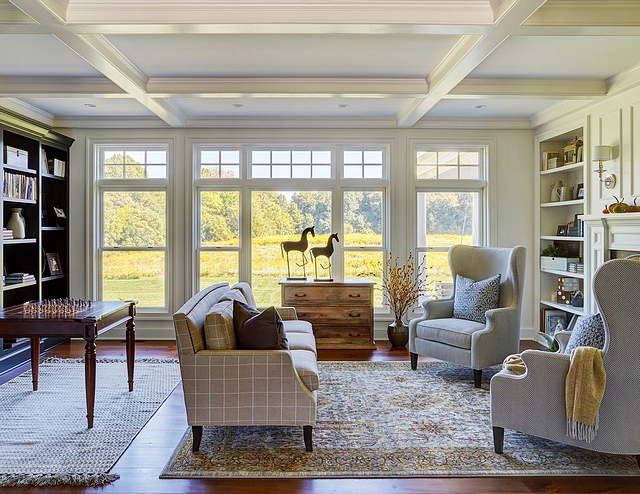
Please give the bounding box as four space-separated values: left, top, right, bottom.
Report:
60 126 536 341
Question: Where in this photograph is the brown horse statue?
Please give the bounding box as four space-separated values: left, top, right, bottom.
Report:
310 233 339 280
281 226 315 278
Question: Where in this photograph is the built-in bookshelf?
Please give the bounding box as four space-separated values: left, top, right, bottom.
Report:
536 126 587 344
0 109 73 373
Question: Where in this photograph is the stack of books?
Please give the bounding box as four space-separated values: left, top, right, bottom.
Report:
567 262 584 274
5 273 35 284
3 228 13 240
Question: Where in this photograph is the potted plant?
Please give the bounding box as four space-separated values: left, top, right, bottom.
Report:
381 252 427 347
540 244 579 271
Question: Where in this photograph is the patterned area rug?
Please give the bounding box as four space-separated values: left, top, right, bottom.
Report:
0 357 181 487
161 360 638 479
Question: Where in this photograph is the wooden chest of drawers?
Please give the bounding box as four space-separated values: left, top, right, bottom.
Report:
280 278 375 349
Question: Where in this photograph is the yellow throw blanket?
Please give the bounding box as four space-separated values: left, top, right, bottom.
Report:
503 353 527 375
565 346 606 443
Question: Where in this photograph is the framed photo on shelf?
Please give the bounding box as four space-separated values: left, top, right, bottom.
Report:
542 151 560 171
46 253 63 275
543 309 567 336
576 183 584 199
556 224 568 236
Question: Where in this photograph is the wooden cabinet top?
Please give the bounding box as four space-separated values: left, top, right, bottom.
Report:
279 278 374 287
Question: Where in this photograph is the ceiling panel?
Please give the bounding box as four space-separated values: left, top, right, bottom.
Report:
105 33 460 78
19 97 154 116
470 36 640 79
427 98 564 118
172 97 405 117
0 34 103 77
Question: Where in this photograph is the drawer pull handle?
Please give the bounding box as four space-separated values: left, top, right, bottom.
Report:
349 333 361 337
349 294 361 298
348 313 361 318
294 293 307 298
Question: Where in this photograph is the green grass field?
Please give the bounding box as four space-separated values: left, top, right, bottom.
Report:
102 234 468 307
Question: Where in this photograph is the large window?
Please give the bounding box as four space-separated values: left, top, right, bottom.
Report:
95 144 169 309
195 143 389 307
414 147 487 300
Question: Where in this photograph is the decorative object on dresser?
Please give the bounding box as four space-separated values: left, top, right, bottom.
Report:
280 226 315 279
280 278 375 349
309 232 339 281
381 252 426 347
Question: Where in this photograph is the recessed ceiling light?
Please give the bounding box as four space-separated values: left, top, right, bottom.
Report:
232 103 244 108
338 104 349 108
475 105 487 109
84 103 96 108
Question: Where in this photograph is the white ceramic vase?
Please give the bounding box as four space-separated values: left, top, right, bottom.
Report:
6 208 26 239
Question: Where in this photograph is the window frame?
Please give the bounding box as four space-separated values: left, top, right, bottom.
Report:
192 140 391 307
411 141 491 310
91 139 173 314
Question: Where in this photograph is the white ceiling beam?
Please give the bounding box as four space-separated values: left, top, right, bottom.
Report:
395 0 549 127
448 78 607 99
147 78 430 99
0 77 126 96
0 75 610 103
64 1 495 26
525 0 640 26
8 0 187 127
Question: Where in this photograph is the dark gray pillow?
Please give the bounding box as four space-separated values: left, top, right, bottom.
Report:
453 273 501 323
564 313 605 355
233 300 288 350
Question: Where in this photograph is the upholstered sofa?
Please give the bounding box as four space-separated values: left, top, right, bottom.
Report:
172 282 319 452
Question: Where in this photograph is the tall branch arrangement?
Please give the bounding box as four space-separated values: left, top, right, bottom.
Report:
381 252 427 322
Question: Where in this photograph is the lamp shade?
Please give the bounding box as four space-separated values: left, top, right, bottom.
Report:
593 145 612 161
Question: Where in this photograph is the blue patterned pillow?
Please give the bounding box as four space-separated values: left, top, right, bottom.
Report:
453 274 501 323
564 313 605 355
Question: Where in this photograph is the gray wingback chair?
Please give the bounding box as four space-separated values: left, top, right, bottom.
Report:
490 258 640 467
409 244 526 387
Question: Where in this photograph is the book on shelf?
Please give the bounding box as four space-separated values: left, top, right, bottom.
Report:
4 272 35 284
2 171 37 200
567 262 584 273
50 159 66 177
41 149 49 174
2 228 13 239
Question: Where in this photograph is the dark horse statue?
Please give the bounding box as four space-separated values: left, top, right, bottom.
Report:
310 233 339 280
281 226 315 278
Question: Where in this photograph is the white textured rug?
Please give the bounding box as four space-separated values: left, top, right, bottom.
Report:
0 357 181 487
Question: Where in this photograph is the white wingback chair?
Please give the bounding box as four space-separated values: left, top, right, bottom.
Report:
408 245 526 388
490 258 640 468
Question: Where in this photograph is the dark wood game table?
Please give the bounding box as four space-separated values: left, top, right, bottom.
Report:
0 300 136 428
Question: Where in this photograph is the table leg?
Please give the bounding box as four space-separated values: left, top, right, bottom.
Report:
84 334 97 429
126 314 135 392
30 337 40 391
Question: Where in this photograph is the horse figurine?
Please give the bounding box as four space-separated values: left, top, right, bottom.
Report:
281 226 315 278
310 233 339 281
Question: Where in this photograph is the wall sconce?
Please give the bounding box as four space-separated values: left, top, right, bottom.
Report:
592 145 615 189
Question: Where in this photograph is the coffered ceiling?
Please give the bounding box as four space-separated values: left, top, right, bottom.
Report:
1 0 640 129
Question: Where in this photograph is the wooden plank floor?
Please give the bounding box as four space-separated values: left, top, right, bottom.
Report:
1 340 638 494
